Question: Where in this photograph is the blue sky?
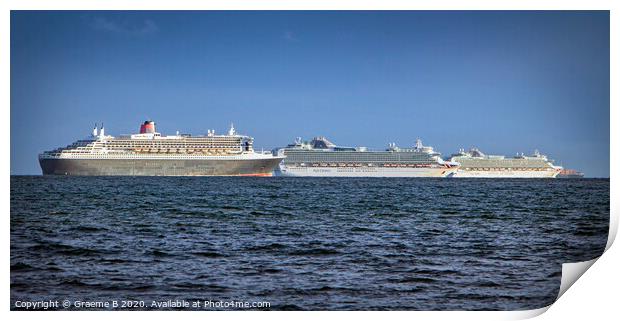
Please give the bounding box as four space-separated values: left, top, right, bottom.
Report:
11 11 609 177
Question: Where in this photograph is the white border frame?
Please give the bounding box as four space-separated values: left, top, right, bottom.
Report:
3 1 616 321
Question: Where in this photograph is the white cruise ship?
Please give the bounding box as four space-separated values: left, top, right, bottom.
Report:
448 148 562 178
274 137 459 177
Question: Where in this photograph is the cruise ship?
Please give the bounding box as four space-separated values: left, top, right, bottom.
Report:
557 169 585 178
448 148 562 178
274 137 459 177
39 121 284 176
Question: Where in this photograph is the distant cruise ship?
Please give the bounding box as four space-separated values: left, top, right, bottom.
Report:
557 169 585 178
39 121 284 176
448 148 562 178
274 137 459 177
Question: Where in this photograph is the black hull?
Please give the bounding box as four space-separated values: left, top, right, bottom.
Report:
39 157 282 176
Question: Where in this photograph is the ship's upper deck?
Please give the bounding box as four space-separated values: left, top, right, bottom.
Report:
278 137 448 165
40 121 262 158
449 148 559 169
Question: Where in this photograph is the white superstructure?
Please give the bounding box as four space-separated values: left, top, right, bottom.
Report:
40 122 276 161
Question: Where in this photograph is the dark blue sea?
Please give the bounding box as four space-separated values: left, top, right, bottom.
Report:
10 176 609 310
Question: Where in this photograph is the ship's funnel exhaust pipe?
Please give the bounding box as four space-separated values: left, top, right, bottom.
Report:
140 121 156 134
93 123 98 137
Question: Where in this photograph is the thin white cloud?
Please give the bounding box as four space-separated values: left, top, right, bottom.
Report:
283 31 299 42
88 16 158 36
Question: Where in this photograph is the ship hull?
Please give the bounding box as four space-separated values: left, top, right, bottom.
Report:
277 165 457 177
450 169 560 178
39 157 283 176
